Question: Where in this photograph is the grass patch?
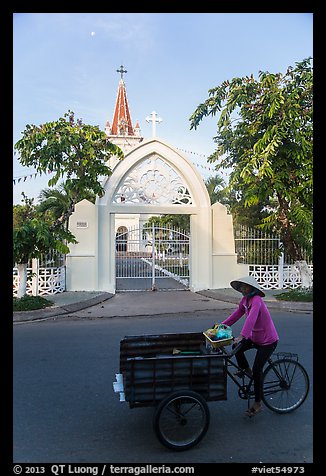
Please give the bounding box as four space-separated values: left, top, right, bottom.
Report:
275 287 313 302
13 295 54 311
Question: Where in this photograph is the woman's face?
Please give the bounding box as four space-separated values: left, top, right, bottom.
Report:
239 283 252 296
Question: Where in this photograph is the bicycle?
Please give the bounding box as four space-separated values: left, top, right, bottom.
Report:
219 340 310 414
114 332 310 451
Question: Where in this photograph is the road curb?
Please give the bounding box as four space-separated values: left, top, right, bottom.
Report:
197 290 313 312
13 293 114 323
13 289 312 324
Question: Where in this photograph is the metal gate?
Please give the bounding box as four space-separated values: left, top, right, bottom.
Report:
115 224 190 291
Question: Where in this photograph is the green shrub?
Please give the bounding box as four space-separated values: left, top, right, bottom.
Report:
13 295 54 311
275 287 313 302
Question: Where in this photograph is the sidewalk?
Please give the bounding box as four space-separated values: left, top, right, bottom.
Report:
13 291 114 323
13 287 313 323
197 288 313 312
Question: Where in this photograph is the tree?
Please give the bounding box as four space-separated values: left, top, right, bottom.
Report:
204 174 272 228
144 215 190 233
37 182 97 230
13 194 76 298
204 174 228 206
190 58 313 287
227 189 275 229
14 111 123 296
15 110 123 227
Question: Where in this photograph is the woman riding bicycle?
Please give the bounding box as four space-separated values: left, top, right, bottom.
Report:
221 276 279 417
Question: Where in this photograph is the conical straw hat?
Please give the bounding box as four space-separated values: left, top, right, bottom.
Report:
230 276 265 297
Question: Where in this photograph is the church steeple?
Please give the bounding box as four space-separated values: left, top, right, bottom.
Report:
105 66 143 157
110 66 135 136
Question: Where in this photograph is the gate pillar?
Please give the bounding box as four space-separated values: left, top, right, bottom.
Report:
211 202 239 288
190 208 212 292
97 207 116 293
66 199 99 291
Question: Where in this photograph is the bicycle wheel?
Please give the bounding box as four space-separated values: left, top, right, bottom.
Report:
262 358 310 413
153 390 210 451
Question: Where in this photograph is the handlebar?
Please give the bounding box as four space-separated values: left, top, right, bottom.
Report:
221 338 246 358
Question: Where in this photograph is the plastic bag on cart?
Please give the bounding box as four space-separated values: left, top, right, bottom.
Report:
215 324 232 340
205 323 232 341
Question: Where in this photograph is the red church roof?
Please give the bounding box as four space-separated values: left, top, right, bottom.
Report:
111 78 134 136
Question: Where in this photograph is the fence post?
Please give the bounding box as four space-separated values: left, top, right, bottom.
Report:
152 223 156 290
31 258 39 296
278 251 284 289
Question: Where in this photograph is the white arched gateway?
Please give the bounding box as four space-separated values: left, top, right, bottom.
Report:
66 137 240 293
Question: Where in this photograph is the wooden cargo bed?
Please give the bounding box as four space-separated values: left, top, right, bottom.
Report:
119 332 227 408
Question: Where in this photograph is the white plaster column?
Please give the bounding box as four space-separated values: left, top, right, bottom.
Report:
66 200 98 291
211 202 241 288
189 208 212 292
97 207 116 293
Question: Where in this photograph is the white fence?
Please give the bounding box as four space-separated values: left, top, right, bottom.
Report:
13 254 66 297
248 264 313 290
234 224 313 289
13 226 313 296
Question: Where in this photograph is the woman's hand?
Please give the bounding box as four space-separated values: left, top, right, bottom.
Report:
233 335 244 345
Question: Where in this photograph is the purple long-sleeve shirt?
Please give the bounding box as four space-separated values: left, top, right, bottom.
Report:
222 295 279 345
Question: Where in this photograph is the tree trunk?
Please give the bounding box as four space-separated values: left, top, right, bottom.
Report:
295 260 312 289
17 263 28 298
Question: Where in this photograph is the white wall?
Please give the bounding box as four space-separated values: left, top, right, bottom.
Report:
211 202 242 288
66 199 98 291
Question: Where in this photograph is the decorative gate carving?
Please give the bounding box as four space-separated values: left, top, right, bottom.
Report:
115 224 190 291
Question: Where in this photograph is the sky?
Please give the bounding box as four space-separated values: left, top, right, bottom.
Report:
13 12 313 205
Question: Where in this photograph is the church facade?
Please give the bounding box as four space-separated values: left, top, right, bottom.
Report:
65 67 241 293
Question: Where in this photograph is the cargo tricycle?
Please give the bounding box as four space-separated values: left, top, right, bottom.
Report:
113 331 309 451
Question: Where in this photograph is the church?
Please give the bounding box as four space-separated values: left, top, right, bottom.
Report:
65 66 241 294
104 65 158 254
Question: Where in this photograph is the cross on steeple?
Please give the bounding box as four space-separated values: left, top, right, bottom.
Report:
117 65 127 79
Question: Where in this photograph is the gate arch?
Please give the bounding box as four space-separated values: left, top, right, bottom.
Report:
96 138 213 293
98 138 211 212
66 139 240 293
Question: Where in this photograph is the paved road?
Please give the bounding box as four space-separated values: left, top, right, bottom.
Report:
13 293 313 464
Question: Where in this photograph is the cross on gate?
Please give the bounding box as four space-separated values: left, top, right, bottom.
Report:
146 111 163 137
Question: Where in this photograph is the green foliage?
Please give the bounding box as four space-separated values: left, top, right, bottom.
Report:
37 182 97 230
145 215 190 232
204 175 228 206
13 295 54 311
13 193 76 265
190 58 313 261
14 110 123 203
275 287 313 302
13 110 123 270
